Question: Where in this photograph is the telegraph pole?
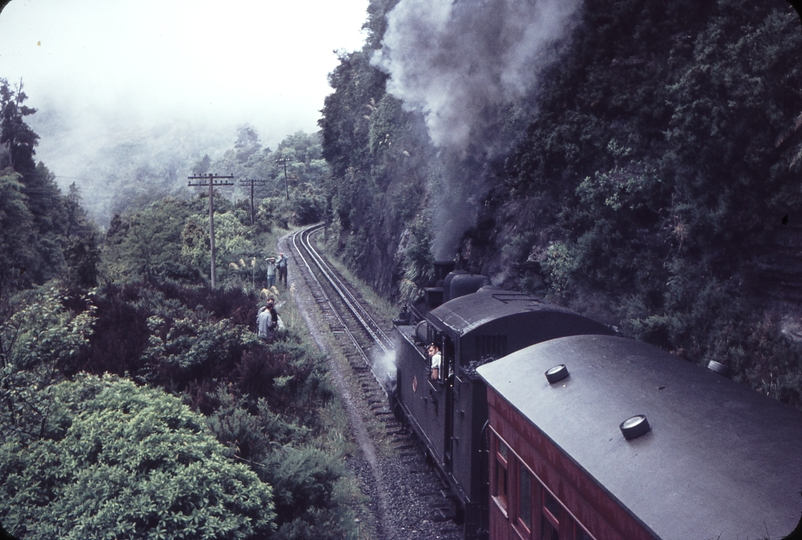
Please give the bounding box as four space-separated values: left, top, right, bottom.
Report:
275 157 291 200
188 173 235 289
239 177 267 225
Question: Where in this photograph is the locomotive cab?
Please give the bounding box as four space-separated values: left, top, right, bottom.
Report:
404 320 457 467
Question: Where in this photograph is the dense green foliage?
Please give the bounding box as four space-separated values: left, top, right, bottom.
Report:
501 0 802 402
0 374 276 540
320 51 440 293
1 82 360 538
194 128 332 230
1 278 357 538
0 79 99 299
0 282 358 538
318 0 802 405
101 130 332 290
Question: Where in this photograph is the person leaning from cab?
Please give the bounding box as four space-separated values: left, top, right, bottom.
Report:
427 343 442 381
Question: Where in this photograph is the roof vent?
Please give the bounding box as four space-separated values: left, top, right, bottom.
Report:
545 364 569 384
707 360 731 378
619 415 651 440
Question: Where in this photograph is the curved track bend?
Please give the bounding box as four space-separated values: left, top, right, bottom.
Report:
284 224 462 540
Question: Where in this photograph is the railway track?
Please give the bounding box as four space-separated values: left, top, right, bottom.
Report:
284 224 463 540
292 224 395 394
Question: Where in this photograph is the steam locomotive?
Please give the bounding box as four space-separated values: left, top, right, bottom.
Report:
391 263 802 540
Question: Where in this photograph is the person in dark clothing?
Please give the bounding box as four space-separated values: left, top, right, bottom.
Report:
276 252 288 287
257 297 280 342
266 297 279 329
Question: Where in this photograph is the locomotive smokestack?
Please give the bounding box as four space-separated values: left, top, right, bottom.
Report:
433 260 456 285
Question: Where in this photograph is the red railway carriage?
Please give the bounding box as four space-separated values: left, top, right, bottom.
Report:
477 335 802 540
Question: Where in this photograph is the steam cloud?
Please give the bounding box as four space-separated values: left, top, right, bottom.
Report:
373 0 582 153
373 0 582 260
372 349 399 391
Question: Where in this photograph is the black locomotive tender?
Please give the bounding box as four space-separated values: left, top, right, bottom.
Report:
391 262 802 540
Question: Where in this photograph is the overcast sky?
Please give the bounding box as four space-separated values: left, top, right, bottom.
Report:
0 0 369 178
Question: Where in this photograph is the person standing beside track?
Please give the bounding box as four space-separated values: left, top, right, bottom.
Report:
257 304 273 342
257 297 279 342
265 257 277 289
276 252 288 287
266 297 279 330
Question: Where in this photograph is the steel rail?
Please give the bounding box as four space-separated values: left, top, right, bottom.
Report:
288 224 462 540
299 225 394 353
290 224 390 397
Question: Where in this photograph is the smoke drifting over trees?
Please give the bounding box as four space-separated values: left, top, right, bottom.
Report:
373 0 580 152
372 0 581 257
319 0 802 407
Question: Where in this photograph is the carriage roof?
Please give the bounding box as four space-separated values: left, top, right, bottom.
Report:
478 334 802 540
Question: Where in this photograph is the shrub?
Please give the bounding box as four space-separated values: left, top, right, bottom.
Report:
0 285 96 444
204 388 357 540
0 374 275 540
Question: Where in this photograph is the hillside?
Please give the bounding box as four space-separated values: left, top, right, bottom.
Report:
318 0 802 405
0 81 363 537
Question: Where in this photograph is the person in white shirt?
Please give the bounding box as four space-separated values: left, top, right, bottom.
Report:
427 343 442 380
265 257 277 288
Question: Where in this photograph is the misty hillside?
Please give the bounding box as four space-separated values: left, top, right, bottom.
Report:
1 77 359 536
318 0 802 405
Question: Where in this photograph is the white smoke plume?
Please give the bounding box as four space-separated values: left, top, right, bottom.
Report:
372 0 582 259
373 0 583 153
371 348 398 391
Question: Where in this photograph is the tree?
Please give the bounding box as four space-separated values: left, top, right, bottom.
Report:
0 79 39 174
0 285 96 444
191 154 212 176
103 197 201 284
181 211 256 288
0 81 71 286
0 171 37 299
64 182 91 238
64 233 100 290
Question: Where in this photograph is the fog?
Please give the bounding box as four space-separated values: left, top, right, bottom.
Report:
0 0 368 224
